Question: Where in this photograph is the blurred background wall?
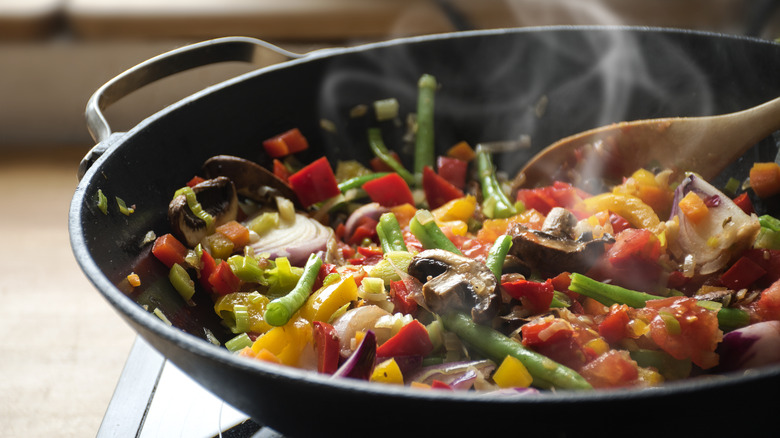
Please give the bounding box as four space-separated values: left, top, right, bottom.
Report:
1 0 778 149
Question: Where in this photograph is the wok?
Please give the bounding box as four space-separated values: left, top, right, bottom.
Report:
70 27 780 437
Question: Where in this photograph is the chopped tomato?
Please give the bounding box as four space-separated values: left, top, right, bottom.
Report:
608 228 662 269
287 156 341 207
362 172 414 207
515 181 590 215
502 279 554 313
579 350 639 388
598 304 631 344
639 297 722 369
422 165 464 209
521 318 588 370
752 278 780 321
151 233 189 269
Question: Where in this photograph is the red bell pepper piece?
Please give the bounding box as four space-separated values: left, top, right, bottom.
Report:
208 260 242 295
436 156 468 189
199 249 218 292
347 216 379 246
743 248 780 286
502 279 554 313
262 128 309 158
272 159 290 182
313 321 340 374
421 165 464 209
186 175 206 187
732 192 755 215
370 151 402 173
431 380 454 390
720 255 767 290
361 172 414 207
609 212 633 233
151 233 189 269
376 320 433 358
287 157 341 208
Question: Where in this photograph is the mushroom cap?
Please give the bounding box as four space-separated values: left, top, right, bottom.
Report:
509 224 613 277
168 176 239 247
202 155 302 208
407 249 499 324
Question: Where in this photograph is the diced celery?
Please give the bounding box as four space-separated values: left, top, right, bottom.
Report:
227 255 268 284
724 177 741 196
169 263 195 302
97 189 108 215
373 97 400 121
225 333 253 352
116 196 135 215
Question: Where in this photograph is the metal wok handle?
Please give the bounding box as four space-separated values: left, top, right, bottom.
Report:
78 36 304 180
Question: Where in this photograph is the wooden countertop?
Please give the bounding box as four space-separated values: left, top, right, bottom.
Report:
0 147 137 437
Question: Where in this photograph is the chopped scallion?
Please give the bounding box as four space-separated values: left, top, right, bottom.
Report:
225 332 253 352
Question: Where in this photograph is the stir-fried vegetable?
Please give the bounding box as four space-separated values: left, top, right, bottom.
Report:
147 73 780 395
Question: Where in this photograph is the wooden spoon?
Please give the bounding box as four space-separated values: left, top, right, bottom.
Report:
517 96 780 188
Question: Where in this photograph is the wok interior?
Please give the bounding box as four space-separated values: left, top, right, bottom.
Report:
72 27 780 435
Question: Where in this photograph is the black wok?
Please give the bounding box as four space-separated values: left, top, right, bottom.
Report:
70 27 780 437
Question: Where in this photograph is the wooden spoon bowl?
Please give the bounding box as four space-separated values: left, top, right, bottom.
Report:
518 95 780 188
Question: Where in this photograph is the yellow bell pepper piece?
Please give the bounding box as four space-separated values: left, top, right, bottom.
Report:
300 275 358 322
492 355 533 388
250 315 312 366
370 358 404 384
432 195 477 223
581 193 660 230
214 292 273 334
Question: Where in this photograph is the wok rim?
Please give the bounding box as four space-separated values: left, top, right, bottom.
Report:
69 24 780 411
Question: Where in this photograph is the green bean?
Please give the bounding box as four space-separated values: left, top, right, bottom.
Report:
264 253 323 326
377 212 408 252
486 234 513 281
367 128 415 185
337 172 390 193
476 146 517 219
440 311 593 390
569 273 750 331
415 73 437 186
409 209 462 255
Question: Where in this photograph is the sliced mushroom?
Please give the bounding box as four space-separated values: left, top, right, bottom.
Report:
407 249 499 323
508 223 613 277
202 155 302 208
541 207 578 238
168 176 239 247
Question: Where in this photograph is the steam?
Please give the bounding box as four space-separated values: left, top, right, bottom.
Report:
314 6 717 181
